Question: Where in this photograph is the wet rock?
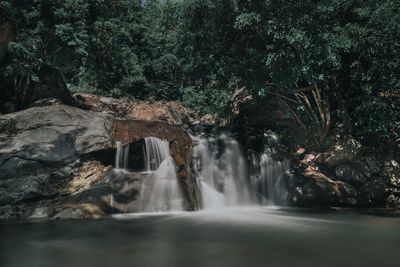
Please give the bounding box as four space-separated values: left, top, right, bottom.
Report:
0 205 19 220
74 93 196 125
130 101 194 125
334 164 367 187
289 166 357 207
380 160 400 188
315 137 361 167
73 93 131 117
200 114 215 125
0 101 203 219
0 105 114 217
359 179 388 206
52 204 105 219
387 194 400 209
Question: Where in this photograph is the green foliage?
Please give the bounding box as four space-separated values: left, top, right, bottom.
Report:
1 0 399 145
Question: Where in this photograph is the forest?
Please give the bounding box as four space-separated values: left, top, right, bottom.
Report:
1 0 399 148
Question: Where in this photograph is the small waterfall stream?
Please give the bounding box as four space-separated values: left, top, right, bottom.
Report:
192 134 253 209
114 137 183 212
191 132 290 208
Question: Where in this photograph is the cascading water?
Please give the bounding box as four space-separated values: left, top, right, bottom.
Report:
113 137 183 212
115 141 130 169
192 134 254 209
140 137 183 212
143 137 170 171
192 131 290 209
253 132 290 205
114 131 290 214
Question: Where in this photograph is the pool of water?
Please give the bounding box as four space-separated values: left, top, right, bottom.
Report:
1 207 399 267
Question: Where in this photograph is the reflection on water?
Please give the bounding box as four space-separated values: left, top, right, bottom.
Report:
1 208 399 267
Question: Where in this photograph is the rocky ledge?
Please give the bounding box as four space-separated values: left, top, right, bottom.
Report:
0 103 197 219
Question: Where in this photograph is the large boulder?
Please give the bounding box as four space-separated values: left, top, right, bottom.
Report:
315 137 362 167
358 179 388 206
0 103 201 219
334 164 367 187
288 166 357 207
0 104 114 217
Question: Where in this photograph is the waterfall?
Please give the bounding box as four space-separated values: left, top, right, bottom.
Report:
140 137 183 212
257 132 290 205
192 134 254 209
259 149 290 205
143 137 170 171
113 131 290 214
192 131 290 209
113 137 183 213
115 141 130 169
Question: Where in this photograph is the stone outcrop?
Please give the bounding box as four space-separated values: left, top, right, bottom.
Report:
0 103 201 219
0 104 114 218
74 93 196 125
287 138 400 208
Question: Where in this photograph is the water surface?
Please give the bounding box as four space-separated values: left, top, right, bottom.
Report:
1 207 399 267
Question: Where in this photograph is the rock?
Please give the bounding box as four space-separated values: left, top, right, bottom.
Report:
65 161 112 195
334 164 367 187
200 114 215 125
0 101 204 219
387 194 400 209
73 93 131 117
380 160 400 188
289 166 357 207
0 205 19 220
315 137 361 167
0 105 114 209
29 98 64 108
359 179 388 206
130 101 194 125
52 204 105 219
74 93 196 125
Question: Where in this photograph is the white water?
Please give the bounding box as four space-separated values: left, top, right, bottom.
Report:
114 137 183 212
143 137 170 171
192 132 290 209
114 132 290 213
115 141 130 169
192 134 253 209
259 148 290 205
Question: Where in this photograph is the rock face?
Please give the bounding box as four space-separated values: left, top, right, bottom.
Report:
74 93 196 125
0 103 201 219
0 104 114 218
287 137 400 208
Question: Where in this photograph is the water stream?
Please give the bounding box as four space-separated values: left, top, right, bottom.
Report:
192 134 253 209
114 132 291 212
114 137 183 212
